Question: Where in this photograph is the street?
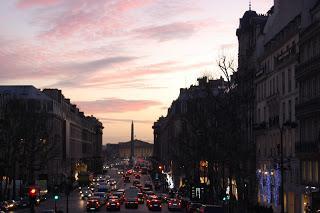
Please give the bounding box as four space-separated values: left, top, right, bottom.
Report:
14 168 174 213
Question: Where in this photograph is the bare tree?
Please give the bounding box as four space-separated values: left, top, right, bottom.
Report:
0 98 59 200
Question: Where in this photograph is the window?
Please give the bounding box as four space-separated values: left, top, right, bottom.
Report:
282 71 286 94
309 161 313 182
314 161 319 183
288 69 292 92
263 107 266 122
282 102 286 123
270 79 272 96
302 161 306 181
288 100 292 122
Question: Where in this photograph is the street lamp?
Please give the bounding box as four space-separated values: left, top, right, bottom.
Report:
279 121 297 213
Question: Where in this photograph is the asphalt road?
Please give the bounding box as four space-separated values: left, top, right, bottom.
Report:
14 168 178 213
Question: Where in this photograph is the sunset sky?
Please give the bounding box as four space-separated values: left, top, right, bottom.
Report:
0 0 273 144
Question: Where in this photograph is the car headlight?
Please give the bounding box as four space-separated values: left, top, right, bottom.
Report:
9 204 14 207
89 194 92 197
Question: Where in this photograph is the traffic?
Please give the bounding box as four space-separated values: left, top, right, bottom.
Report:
1 159 223 212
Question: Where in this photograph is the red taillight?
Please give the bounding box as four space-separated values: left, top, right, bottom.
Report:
169 202 172 205
107 202 110 206
117 202 120 205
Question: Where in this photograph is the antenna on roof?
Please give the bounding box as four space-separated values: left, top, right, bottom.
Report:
249 0 252 11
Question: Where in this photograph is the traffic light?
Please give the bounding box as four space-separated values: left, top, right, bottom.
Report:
53 185 60 200
28 187 37 198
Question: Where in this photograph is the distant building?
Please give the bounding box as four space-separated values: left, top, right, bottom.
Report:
0 86 103 187
118 140 153 159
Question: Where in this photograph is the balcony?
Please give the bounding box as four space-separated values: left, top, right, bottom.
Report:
296 54 320 80
295 141 319 157
296 97 320 118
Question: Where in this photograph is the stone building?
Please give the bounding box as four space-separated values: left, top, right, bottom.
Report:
118 140 153 159
237 0 318 212
0 86 103 188
296 1 320 210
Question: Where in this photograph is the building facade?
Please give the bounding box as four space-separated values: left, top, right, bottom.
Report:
296 2 320 210
237 0 319 212
118 140 153 159
0 86 103 188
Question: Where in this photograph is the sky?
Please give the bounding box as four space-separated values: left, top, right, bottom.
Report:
0 0 273 144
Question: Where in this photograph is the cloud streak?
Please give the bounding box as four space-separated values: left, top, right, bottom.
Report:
134 19 216 42
75 98 162 113
16 0 60 9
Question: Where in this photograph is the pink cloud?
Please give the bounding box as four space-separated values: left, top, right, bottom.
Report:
38 0 153 40
134 19 219 42
17 0 60 9
75 98 162 113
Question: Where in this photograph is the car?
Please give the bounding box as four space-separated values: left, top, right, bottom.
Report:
133 179 140 186
16 197 30 208
0 200 17 211
124 187 139 209
199 205 224 213
80 186 90 193
126 170 133 175
106 196 121 211
136 183 143 189
109 179 116 186
93 192 107 205
146 195 158 206
134 174 141 179
86 197 101 211
117 188 125 193
112 191 124 204
142 187 151 193
147 198 162 211
81 190 92 199
137 192 144 204
144 190 155 198
158 193 169 203
187 202 203 213
124 197 139 209
168 198 182 211
123 176 130 183
144 181 153 189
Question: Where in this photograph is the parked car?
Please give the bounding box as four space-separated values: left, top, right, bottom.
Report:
168 198 182 211
199 205 224 213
